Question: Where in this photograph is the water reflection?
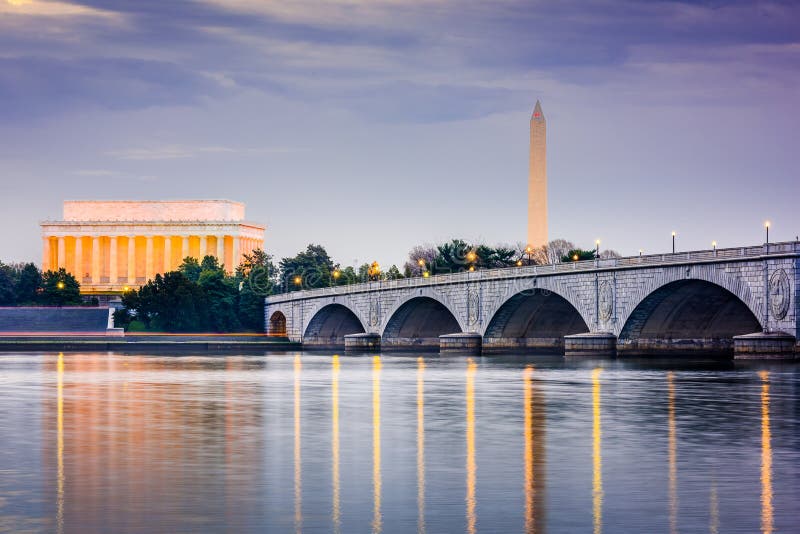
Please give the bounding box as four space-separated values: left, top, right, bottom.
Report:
523 365 546 533
417 357 425 534
332 355 341 534
466 358 477 534
591 368 603 534
2 353 793 533
760 370 773 534
372 356 382 533
56 352 64 534
667 371 678 534
294 355 302 534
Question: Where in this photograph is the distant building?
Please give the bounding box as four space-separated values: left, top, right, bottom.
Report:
527 100 548 249
40 200 265 294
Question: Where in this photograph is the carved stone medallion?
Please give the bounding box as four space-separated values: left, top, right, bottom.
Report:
369 299 381 327
769 269 790 320
598 280 613 322
467 289 480 326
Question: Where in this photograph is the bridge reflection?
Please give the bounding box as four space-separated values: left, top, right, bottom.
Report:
38 355 789 532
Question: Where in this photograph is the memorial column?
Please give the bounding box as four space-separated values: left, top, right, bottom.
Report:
145 236 154 281
182 236 190 262
91 237 101 285
216 235 225 264
199 235 208 259
57 237 66 269
109 236 118 284
164 236 172 273
127 236 136 284
74 237 83 282
42 237 51 272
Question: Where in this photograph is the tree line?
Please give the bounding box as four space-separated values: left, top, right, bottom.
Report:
0 262 84 307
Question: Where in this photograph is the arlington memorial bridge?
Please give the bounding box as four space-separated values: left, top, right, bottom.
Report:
264 241 799 359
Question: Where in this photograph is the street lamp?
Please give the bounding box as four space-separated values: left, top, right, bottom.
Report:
572 253 579 262
293 275 302 289
595 239 600 258
764 221 770 244
332 269 341 286
671 231 676 254
711 241 717 251
57 281 65 290
516 260 523 267
524 245 533 265
639 249 643 257
423 271 430 278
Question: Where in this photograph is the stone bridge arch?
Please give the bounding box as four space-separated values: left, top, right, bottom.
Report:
616 265 763 354
302 299 367 348
381 288 465 350
481 277 591 353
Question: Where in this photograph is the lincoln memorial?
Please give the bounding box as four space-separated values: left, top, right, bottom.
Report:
40 200 265 294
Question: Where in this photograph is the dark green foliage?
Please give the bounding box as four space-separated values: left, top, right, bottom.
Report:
40 269 82 306
474 245 517 269
0 263 15 305
200 255 220 272
279 244 335 291
198 269 240 332
237 249 278 331
15 263 42 304
133 272 209 332
561 249 596 262
178 257 202 282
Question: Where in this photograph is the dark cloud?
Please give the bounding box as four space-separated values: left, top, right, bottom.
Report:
0 56 228 120
0 0 797 122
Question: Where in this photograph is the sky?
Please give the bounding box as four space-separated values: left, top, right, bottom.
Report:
0 0 798 269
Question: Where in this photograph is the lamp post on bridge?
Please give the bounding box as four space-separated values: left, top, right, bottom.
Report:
765 221 770 245
672 231 676 254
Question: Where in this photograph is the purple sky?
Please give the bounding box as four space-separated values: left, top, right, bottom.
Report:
0 0 798 269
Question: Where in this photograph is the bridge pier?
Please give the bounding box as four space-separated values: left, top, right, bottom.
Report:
344 333 381 352
564 332 617 357
733 332 797 360
439 332 482 354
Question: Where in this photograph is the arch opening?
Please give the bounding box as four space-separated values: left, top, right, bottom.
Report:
618 279 761 355
303 304 365 348
383 297 461 350
483 290 589 353
268 311 287 337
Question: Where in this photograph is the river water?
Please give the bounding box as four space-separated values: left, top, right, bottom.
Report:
0 352 797 533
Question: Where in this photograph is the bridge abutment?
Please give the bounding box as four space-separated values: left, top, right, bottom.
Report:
564 333 617 357
344 333 381 352
733 332 797 360
439 332 482 354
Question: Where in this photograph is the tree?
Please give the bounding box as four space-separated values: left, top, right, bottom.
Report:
561 249 596 262
198 269 241 332
178 257 202 282
385 265 403 280
40 269 82 306
236 248 279 331
475 244 517 269
403 245 438 277
434 239 471 274
0 262 15 305
133 272 209 331
200 255 221 272
15 263 41 304
279 244 335 291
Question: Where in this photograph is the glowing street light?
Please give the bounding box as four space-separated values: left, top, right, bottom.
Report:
671 231 676 254
516 260 523 267
711 241 717 251
56 281 65 290
572 254 579 262
764 221 770 244
293 275 302 287
422 271 430 278
595 239 600 257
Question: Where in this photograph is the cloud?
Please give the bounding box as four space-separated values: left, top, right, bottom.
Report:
107 145 297 160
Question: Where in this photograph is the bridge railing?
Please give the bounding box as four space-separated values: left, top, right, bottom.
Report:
266 241 800 302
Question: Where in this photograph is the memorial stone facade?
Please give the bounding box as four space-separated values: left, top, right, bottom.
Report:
40 200 265 294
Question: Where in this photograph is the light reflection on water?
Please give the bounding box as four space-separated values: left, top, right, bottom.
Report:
0 352 798 533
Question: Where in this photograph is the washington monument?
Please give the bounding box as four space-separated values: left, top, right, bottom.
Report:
527 100 548 249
